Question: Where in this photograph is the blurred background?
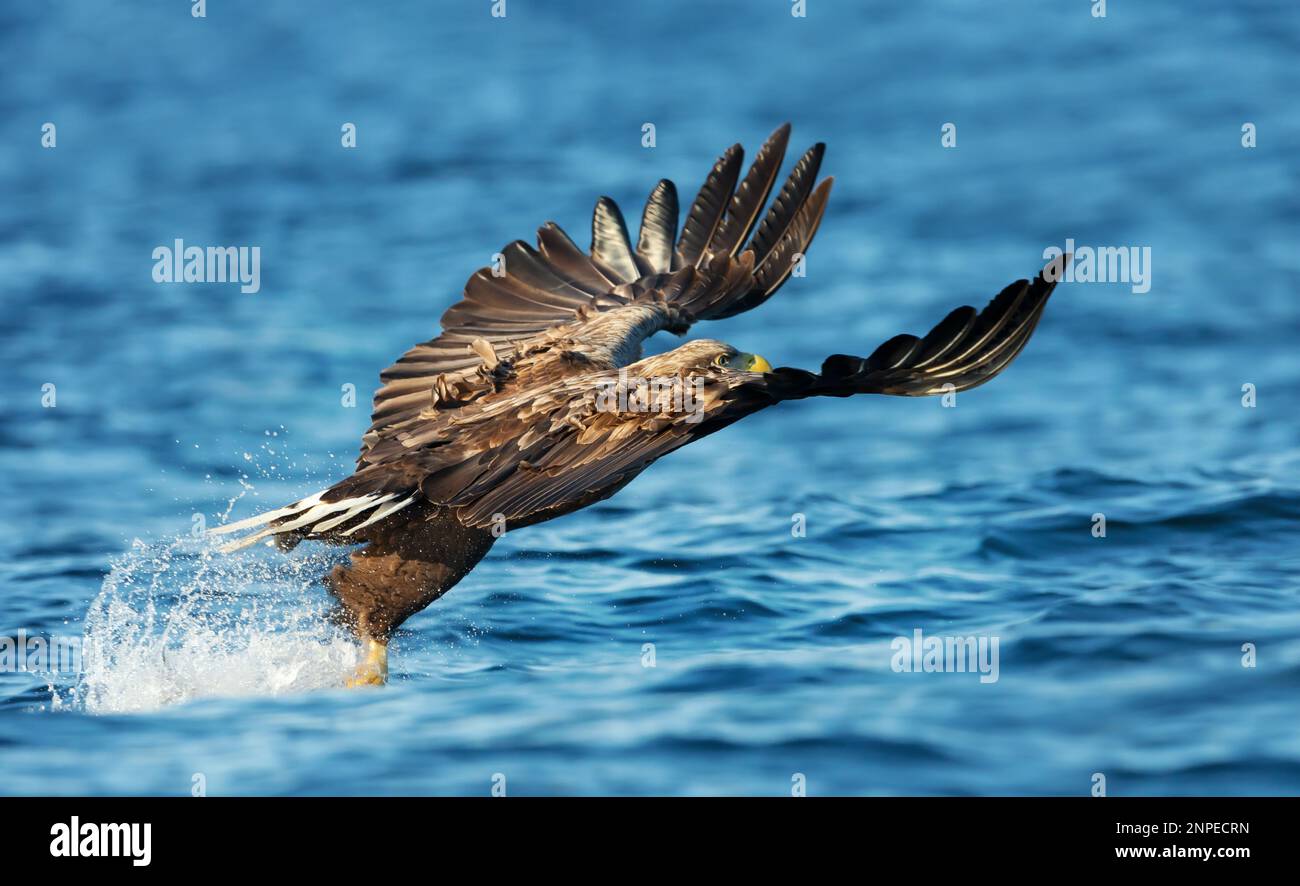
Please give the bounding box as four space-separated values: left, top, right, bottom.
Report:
0 1 1296 794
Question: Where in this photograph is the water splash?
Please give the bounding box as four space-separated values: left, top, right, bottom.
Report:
60 535 362 714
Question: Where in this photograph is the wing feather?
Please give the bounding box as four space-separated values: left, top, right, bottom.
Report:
709 123 791 258
636 179 679 273
675 143 743 268
747 142 825 266
591 197 641 282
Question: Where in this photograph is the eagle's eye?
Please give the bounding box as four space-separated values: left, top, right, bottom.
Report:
713 354 731 367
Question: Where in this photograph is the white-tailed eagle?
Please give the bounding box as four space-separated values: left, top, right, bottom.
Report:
211 124 1064 685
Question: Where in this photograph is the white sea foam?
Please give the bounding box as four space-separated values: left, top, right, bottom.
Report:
58 536 362 714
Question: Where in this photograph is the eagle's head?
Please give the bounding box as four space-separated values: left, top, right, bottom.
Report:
639 339 773 377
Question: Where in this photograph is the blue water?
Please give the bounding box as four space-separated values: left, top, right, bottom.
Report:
1 1 1297 795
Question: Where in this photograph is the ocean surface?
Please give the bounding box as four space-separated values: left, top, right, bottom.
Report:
0 1 1297 795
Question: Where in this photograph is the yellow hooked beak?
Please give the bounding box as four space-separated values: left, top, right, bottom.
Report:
735 352 773 373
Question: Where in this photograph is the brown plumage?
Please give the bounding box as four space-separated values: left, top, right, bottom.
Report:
210 124 1066 671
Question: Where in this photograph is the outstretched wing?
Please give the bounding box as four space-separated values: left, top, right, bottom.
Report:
363 123 832 462
759 254 1067 400
420 256 1067 532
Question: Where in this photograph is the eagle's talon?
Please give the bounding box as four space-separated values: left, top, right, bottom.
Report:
344 639 389 688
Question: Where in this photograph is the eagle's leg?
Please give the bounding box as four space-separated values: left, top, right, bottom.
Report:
324 514 495 687
346 637 389 688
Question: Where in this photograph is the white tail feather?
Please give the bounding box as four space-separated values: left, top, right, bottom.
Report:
313 497 389 533
210 490 412 554
342 494 418 535
206 491 325 535
217 531 277 554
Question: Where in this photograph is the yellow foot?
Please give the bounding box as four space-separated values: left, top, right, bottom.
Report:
345 638 389 687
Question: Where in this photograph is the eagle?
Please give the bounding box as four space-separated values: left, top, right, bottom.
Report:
210 124 1064 686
